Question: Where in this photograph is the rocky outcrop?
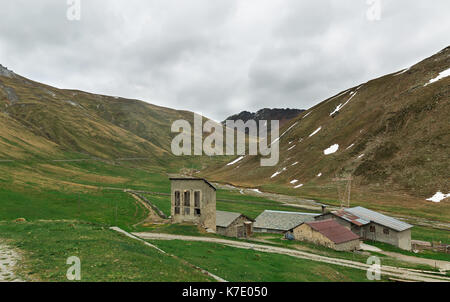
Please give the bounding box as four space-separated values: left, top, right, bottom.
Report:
0 65 15 78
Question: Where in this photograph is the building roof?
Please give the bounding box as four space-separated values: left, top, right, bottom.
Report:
169 177 216 191
254 210 319 231
345 207 413 232
306 219 360 244
216 211 245 228
332 209 370 227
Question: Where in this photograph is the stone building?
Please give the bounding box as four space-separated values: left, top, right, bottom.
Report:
316 206 413 250
216 211 253 238
253 210 319 234
293 219 361 251
170 177 216 232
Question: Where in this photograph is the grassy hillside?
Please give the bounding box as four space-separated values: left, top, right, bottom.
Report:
203 46 450 221
0 221 213 282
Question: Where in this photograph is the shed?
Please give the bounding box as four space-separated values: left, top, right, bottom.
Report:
253 210 319 234
293 219 361 251
216 210 253 238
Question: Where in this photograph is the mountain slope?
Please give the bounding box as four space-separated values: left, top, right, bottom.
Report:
204 46 450 200
223 108 304 132
0 66 204 164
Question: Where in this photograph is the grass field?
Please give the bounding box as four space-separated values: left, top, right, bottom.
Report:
146 239 385 282
0 221 213 282
0 158 448 282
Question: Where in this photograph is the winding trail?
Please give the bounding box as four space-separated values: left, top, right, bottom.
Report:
133 232 450 282
110 227 227 282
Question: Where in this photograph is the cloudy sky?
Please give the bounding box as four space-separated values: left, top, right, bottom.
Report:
0 0 449 121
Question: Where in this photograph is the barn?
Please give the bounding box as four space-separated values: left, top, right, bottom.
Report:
216 211 253 238
293 219 361 251
316 206 413 250
253 210 319 234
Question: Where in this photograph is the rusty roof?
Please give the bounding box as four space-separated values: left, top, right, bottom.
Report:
306 219 360 244
332 210 370 227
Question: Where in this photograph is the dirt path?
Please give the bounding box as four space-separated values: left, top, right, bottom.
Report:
133 232 450 282
110 227 226 282
127 192 169 227
380 251 450 271
0 242 22 282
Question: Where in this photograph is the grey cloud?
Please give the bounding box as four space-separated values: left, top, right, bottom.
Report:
0 0 449 121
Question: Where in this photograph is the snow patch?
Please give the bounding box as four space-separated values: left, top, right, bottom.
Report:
329 92 358 116
291 162 299 166
294 184 304 189
426 192 450 203
271 122 298 145
66 100 79 107
346 143 355 150
227 156 244 166
358 154 365 159
290 180 298 184
288 145 296 151
250 189 262 194
324 144 339 155
309 127 322 138
302 111 312 119
271 168 287 178
326 90 350 103
393 67 410 76
317 173 322 177
424 68 450 86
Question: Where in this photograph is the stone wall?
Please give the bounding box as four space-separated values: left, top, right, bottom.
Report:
171 179 216 231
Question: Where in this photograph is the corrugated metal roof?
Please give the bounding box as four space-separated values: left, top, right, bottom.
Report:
306 219 360 244
345 207 413 232
254 210 319 231
216 211 242 228
332 210 370 226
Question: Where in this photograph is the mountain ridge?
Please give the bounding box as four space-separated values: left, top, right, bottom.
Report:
203 46 450 201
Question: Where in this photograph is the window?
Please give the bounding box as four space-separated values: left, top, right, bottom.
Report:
174 191 181 206
370 226 376 233
194 191 201 208
184 207 190 215
194 209 201 216
174 207 180 215
184 191 191 206
383 228 390 235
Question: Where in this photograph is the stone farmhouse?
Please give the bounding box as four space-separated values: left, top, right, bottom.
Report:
216 210 253 238
169 178 254 236
292 219 361 251
253 210 319 234
316 206 413 250
170 177 217 232
169 178 413 252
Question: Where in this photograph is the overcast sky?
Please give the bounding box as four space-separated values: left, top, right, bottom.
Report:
0 0 449 121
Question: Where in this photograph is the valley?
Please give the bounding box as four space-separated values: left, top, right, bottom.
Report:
0 47 449 282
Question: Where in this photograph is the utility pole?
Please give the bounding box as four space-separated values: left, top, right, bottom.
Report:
332 175 353 209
